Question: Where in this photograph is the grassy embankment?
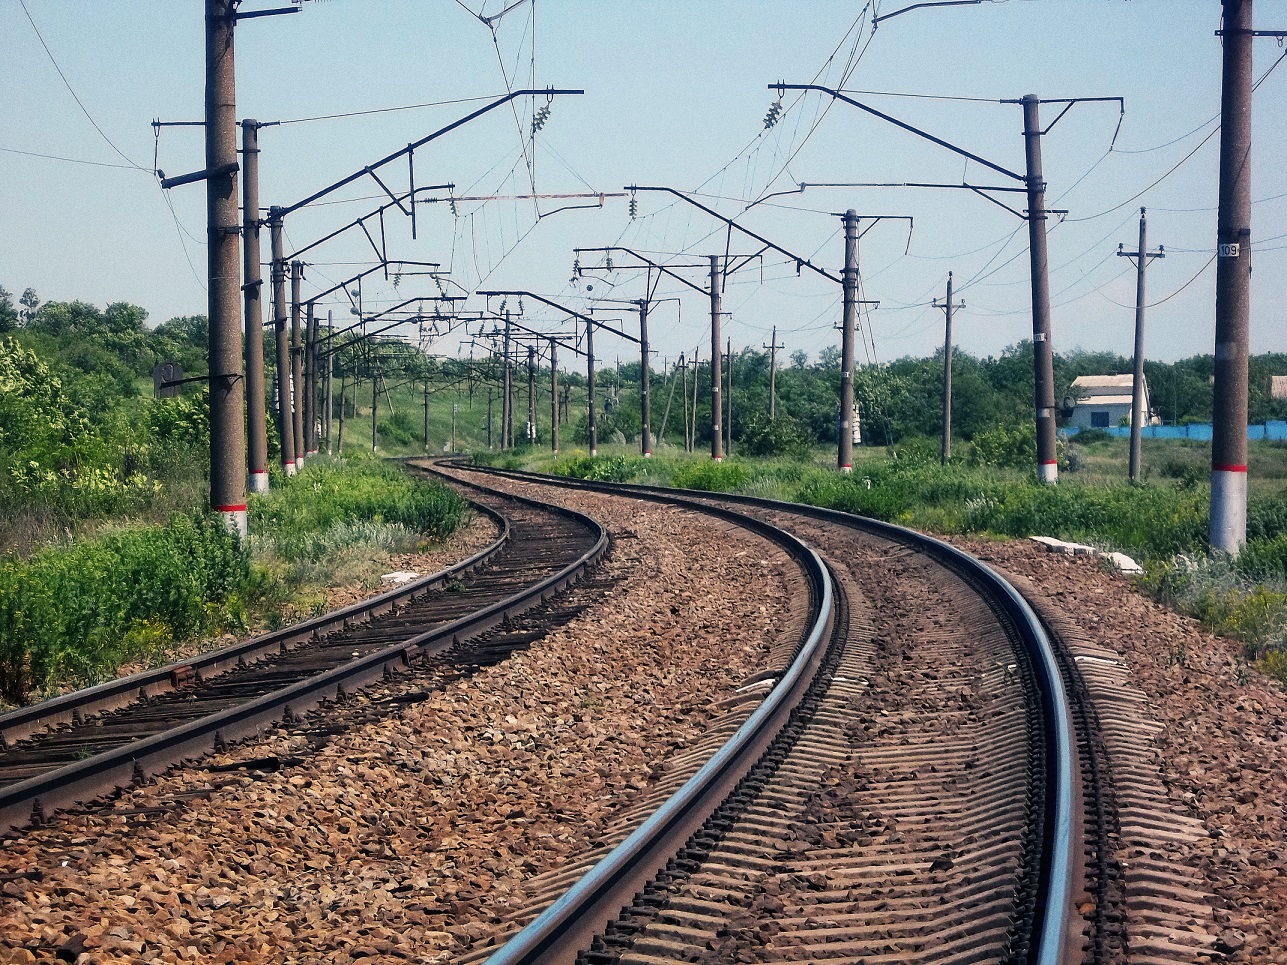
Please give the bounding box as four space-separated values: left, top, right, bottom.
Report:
0 455 469 708
477 435 1287 678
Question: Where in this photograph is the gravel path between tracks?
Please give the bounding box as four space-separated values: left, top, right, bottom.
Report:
952 536 1286 965
0 480 799 965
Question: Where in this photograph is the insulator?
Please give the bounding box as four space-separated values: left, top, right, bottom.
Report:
763 99 783 130
629 195 638 219
449 197 458 217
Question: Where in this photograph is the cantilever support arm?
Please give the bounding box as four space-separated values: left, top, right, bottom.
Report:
476 289 641 344
626 186 843 284
575 246 711 296
771 84 1025 183
279 89 583 216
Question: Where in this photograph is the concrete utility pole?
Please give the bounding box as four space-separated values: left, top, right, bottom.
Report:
934 272 965 466
638 299 652 457
550 342 559 453
269 209 295 474
690 351 701 453
304 301 317 457
336 374 345 450
527 345 538 443
324 311 333 454
371 355 379 453
710 256 724 461
1117 208 1165 483
1211 0 1254 554
290 261 305 470
586 316 598 456
451 403 459 453
487 387 494 450
422 379 431 453
764 326 783 420
501 311 514 449
1021 95 1060 485
838 210 859 473
726 336 733 457
241 119 269 495
206 0 247 534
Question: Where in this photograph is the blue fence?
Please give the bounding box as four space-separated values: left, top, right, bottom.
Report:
1062 421 1287 442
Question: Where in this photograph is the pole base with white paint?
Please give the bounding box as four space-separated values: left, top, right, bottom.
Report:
1210 467 1248 554
218 505 248 539
1038 462 1058 485
248 471 270 495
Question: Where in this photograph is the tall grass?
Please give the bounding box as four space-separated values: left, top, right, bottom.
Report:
0 513 248 703
0 455 469 705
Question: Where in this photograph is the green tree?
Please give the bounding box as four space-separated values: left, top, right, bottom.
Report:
19 288 40 326
0 286 16 333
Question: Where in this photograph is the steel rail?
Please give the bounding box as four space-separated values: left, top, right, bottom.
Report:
460 463 1076 965
0 486 608 833
429 463 837 965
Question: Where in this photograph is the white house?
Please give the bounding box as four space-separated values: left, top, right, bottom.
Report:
1067 374 1150 429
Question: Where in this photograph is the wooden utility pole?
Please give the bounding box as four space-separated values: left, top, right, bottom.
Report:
934 272 964 466
206 0 247 533
1211 0 1254 554
240 118 269 495
1117 208 1165 483
764 326 782 420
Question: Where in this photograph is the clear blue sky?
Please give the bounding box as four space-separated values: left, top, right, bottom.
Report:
3 1 1285 367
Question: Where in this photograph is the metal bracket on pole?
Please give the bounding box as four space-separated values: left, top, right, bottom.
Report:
160 161 239 190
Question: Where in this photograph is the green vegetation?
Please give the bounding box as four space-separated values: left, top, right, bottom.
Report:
0 456 468 707
3 279 1286 692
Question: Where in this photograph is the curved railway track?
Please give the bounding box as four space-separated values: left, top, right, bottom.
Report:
444 464 1079 965
0 474 608 833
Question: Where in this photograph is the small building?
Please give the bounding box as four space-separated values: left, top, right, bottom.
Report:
1067 374 1150 429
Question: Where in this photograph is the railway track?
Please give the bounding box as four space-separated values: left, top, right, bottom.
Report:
0 473 608 833
448 465 1078 965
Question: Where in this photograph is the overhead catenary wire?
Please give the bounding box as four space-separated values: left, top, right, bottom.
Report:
17 0 149 172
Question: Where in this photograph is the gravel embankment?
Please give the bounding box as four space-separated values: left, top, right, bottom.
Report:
0 481 799 965
955 537 1286 965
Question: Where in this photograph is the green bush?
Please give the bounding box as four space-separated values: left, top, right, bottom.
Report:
669 460 752 493
549 454 643 483
0 513 248 702
249 455 469 551
969 423 1036 470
